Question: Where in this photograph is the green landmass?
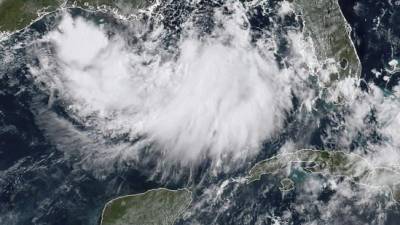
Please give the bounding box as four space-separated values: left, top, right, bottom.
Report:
0 0 362 83
0 0 62 32
294 0 361 80
100 188 192 225
66 0 150 14
0 0 149 32
247 149 400 203
279 178 295 192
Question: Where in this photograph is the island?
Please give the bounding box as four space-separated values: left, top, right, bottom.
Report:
279 178 295 192
247 149 400 203
100 188 192 225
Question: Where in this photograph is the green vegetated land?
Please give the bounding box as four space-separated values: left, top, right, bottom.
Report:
66 0 149 13
0 0 62 31
0 0 360 82
0 0 149 32
248 149 400 203
101 188 192 225
294 0 361 80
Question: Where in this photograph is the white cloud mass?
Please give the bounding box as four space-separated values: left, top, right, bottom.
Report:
30 3 304 165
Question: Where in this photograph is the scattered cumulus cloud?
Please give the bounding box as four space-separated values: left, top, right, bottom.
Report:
30 3 313 166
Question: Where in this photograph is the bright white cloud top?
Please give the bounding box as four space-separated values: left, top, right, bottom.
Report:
30 4 302 165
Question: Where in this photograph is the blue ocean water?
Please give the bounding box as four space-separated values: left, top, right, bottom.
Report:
0 0 399 224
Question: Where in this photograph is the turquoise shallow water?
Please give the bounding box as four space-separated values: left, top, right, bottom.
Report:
1 1 400 224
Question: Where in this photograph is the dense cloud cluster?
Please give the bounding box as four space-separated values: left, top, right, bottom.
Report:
30 2 309 165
